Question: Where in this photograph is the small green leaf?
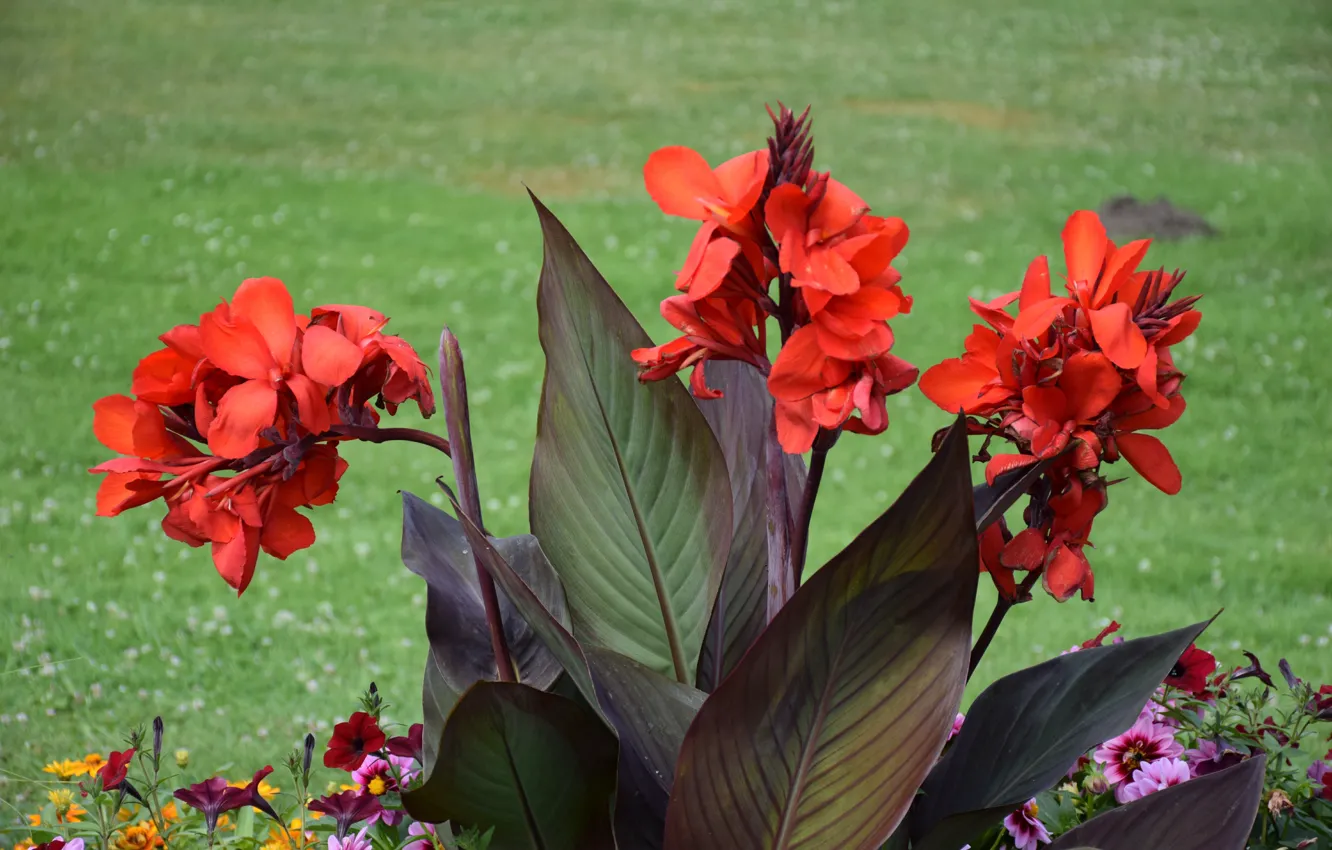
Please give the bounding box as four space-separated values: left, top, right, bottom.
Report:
1049 755 1265 850
664 416 979 850
528 193 732 683
402 681 617 850
910 618 1213 850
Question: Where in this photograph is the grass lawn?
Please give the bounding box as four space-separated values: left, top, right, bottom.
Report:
2 0 1330 803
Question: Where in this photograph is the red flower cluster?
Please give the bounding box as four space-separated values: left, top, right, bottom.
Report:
90 278 435 595
923 211 1200 601
632 106 917 454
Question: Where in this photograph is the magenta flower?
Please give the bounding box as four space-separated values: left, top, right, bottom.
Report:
1184 739 1245 777
949 713 965 741
1309 759 1331 801
406 821 440 850
328 828 374 850
386 723 424 764
1093 717 1184 785
1002 799 1051 850
351 753 415 826
173 777 249 834
308 791 383 839
34 840 86 850
1117 757 1192 803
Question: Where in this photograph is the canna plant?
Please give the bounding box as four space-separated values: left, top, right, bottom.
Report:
90 105 1270 850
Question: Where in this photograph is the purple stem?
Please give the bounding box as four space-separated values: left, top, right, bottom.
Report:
765 410 795 623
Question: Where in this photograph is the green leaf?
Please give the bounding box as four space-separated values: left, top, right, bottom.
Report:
1049 755 1265 850
446 495 704 850
910 618 1213 850
402 681 617 850
971 455 1053 532
401 492 569 770
663 416 979 850
527 193 733 683
695 361 806 692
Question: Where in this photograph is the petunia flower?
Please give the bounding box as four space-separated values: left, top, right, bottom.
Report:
1093 718 1184 785
1309 758 1331 801
325 712 386 771
229 766 283 824
1184 739 1245 777
173 777 248 834
1163 644 1217 695
1002 799 1052 850
308 791 383 839
328 827 374 850
98 748 135 792
949 713 965 741
386 723 424 764
1116 757 1192 803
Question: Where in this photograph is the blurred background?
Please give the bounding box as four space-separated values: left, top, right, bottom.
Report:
2 0 1329 785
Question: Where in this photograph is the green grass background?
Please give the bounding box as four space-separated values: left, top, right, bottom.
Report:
2 0 1329 797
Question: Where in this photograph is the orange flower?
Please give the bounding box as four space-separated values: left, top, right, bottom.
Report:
643 146 770 236
308 304 436 420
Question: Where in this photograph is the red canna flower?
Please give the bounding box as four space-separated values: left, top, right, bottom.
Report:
643 146 770 236
98 748 135 791
91 277 440 595
1164 644 1218 695
325 711 386 771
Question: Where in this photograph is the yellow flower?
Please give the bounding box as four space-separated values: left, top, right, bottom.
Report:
84 752 107 773
47 788 86 823
114 821 161 850
227 777 281 800
28 814 42 827
174 748 190 769
16 840 35 850
216 813 234 832
161 801 179 822
263 818 308 850
42 759 88 780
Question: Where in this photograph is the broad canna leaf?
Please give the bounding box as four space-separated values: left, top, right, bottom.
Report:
402 681 617 850
1048 755 1265 850
695 360 807 692
971 455 1053 532
528 193 733 684
663 416 978 850
910 618 1213 850
447 497 706 850
401 491 568 769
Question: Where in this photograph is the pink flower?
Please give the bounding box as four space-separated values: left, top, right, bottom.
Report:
949 713 965 741
1116 757 1192 803
1002 799 1052 850
406 821 440 850
1184 739 1245 777
1309 759 1331 802
328 827 373 850
1093 717 1184 785
351 754 415 826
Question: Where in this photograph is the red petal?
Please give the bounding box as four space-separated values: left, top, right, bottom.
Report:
1019 256 1052 311
132 347 196 405
1094 239 1151 307
231 278 297 370
813 322 892 361
286 373 331 435
213 526 262 595
689 362 723 400
1022 385 1069 425
207 380 278 459
984 453 1039 486
302 325 364 387
773 399 817 454
95 471 164 517
1043 544 1091 602
92 395 144 456
260 507 316 559
1154 310 1202 347
792 245 860 295
1088 303 1147 369
810 177 868 240
968 296 1017 333
712 150 769 221
1062 211 1108 288
1061 351 1122 421
200 308 278 380
1000 528 1047 571
1011 297 1074 339
765 184 810 245
1136 345 1164 408
767 326 830 400
1117 395 1187 432
643 146 721 220
682 232 742 300
1115 433 1182 495
311 305 388 343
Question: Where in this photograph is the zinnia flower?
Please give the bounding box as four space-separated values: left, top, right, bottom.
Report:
351 754 414 825
1164 644 1217 695
1093 718 1183 785
325 711 386 771
32 840 85 850
1116 757 1192 803
1002 799 1051 850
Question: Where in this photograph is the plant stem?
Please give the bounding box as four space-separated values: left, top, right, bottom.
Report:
968 569 1042 680
329 425 451 457
439 329 515 682
789 445 828 590
764 411 794 623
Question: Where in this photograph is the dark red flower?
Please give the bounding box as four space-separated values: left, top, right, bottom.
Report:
1308 684 1332 720
1165 644 1217 695
1230 651 1276 688
325 711 386 771
173 777 249 834
98 748 135 791
308 790 384 839
386 723 424 763
1081 620 1122 649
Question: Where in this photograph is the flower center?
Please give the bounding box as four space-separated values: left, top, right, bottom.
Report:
368 776 388 796
1123 745 1148 771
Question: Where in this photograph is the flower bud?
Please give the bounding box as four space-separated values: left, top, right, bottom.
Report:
303 733 315 777
1082 771 1109 795
174 748 190 769
152 716 164 767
